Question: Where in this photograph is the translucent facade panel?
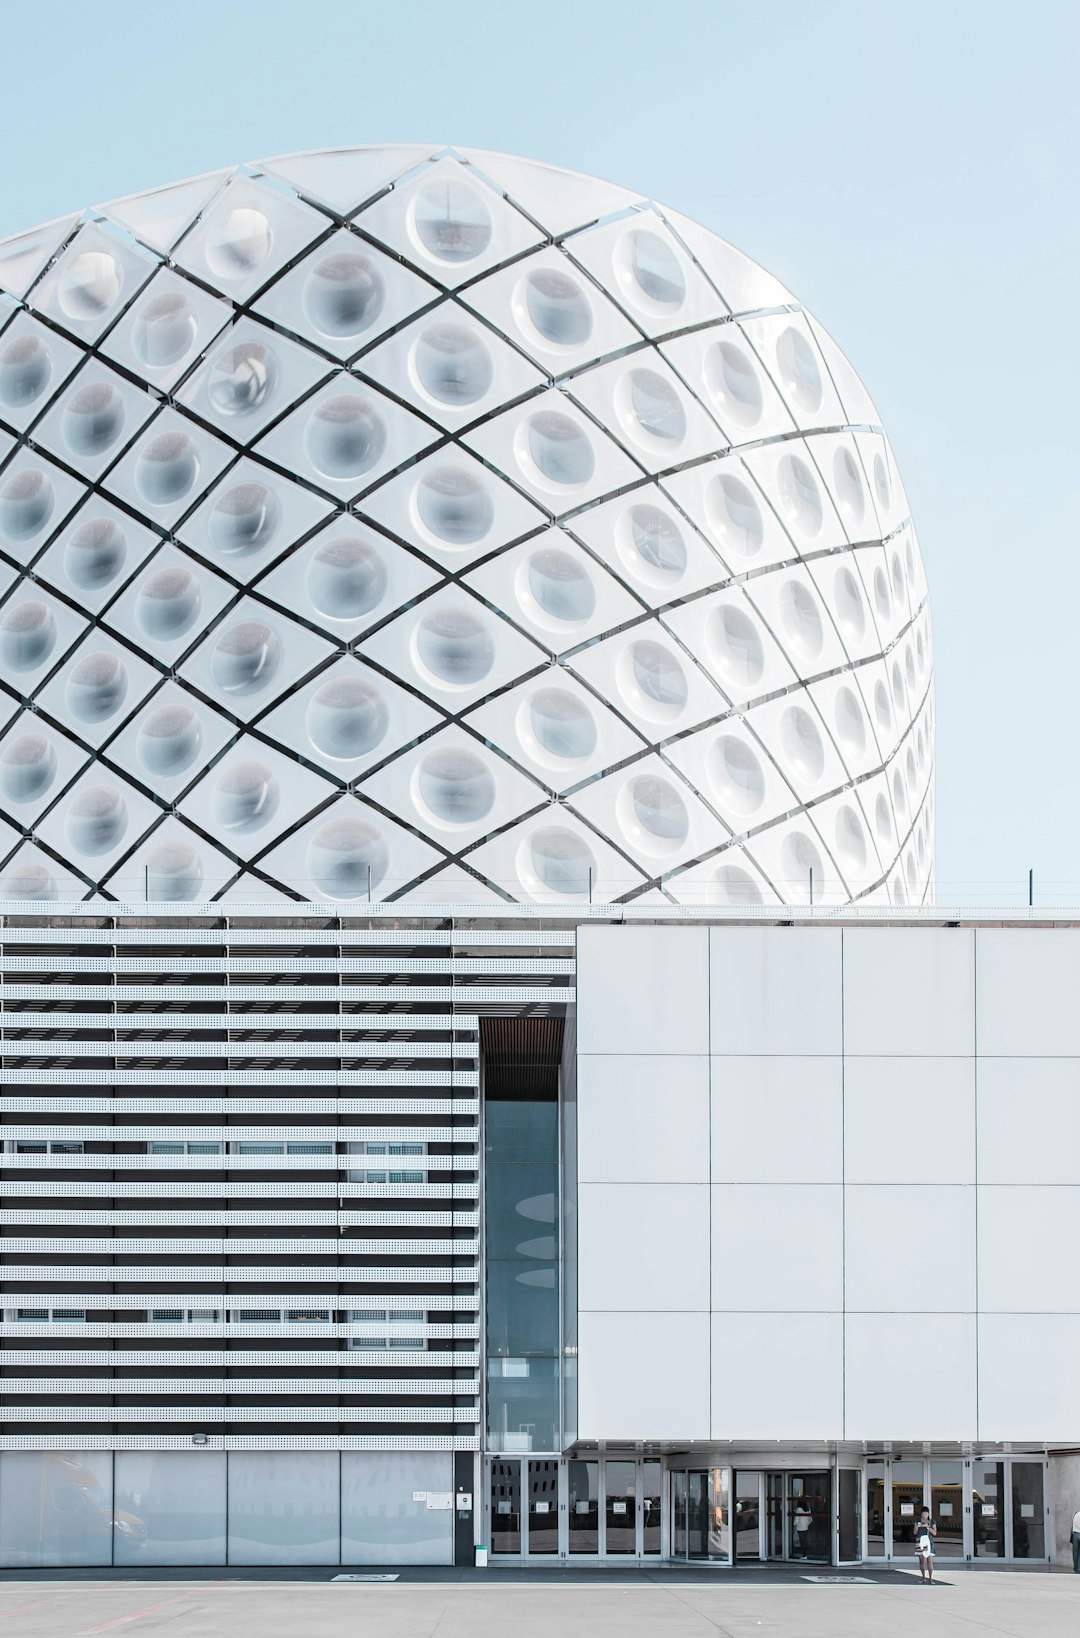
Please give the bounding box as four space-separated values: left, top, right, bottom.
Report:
113 1451 226 1566
340 1451 453 1564
226 1451 339 1565
0 1452 113 1566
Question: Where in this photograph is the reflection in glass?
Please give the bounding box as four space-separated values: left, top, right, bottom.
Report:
1010 1462 1044 1559
766 1472 785 1558
567 1459 598 1554
671 1470 688 1558
642 1462 662 1555
838 1469 862 1562
487 1358 559 1453
527 1459 559 1554
866 1460 886 1556
605 1460 636 1554
341 1452 453 1565
890 1459 924 1553
735 1471 762 1559
685 1468 730 1561
0 1452 115 1566
114 1452 224 1565
490 1459 521 1555
973 1460 1005 1558
226 1451 339 1566
789 1471 830 1562
929 1460 964 1558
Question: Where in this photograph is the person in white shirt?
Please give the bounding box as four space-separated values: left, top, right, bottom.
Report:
1071 1505 1080 1573
914 1506 937 1583
793 1500 812 1558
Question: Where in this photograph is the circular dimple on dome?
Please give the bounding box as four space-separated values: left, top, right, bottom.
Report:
623 638 688 721
874 451 891 508
891 661 906 712
524 411 595 488
835 805 868 874
905 746 917 791
522 268 592 346
524 547 596 625
780 705 825 782
307 815 389 897
0 733 57 804
875 793 893 841
873 565 892 620
525 688 597 762
904 645 916 693
66 651 127 723
64 517 126 589
305 675 389 760
618 504 687 587
713 862 763 906
706 473 764 558
708 604 766 689
211 760 279 833
0 333 52 408
135 432 199 505
892 875 908 907
132 291 198 368
0 468 54 541
0 600 57 672
415 607 495 688
207 482 280 556
415 464 494 546
622 774 689 853
415 747 495 826
906 851 918 891
66 783 127 856
780 830 824 899
708 735 766 816
776 326 823 411
57 250 122 320
134 565 201 639
208 340 277 416
892 768 908 816
874 680 892 731
302 250 384 338
60 381 125 458
622 229 685 309
905 536 916 580
891 550 906 606
305 536 387 619
205 206 273 278
413 180 492 263
778 579 824 663
834 565 866 640
304 395 386 481
136 704 202 777
704 340 763 427
778 454 824 535
833 447 865 525
2 860 56 900
622 367 686 445
146 841 204 901
413 322 493 406
210 622 280 697
527 825 595 897
834 686 867 756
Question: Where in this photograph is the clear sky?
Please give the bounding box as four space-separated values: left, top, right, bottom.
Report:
0 0 1075 903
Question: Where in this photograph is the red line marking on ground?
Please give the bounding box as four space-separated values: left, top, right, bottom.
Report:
0 1603 51 1619
77 1586 217 1634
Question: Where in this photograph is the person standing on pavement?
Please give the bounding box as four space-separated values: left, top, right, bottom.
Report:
914 1506 937 1583
1071 1504 1080 1572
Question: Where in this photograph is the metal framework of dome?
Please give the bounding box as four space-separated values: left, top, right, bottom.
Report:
0 144 934 905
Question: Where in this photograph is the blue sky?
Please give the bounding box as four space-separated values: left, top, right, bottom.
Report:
0 0 1075 902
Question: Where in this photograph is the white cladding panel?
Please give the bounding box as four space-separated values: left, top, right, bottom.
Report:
575 923 1080 1443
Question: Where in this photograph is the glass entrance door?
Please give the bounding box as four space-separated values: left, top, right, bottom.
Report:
733 1471 763 1559
679 1467 730 1561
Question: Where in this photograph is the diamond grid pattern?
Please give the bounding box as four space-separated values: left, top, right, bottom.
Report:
0 145 934 906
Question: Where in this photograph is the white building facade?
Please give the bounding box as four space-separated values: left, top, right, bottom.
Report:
0 906 1077 1569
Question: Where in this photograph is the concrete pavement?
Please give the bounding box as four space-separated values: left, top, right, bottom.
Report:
0 1569 1076 1637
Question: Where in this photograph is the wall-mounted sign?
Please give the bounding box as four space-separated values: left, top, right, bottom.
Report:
900 1503 914 1516
426 1493 453 1511
939 1502 953 1517
613 1501 627 1514
535 1501 550 1514
412 1491 427 1502
456 1493 472 1511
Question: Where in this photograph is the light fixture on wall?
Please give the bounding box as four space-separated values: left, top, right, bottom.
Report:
191 1433 209 1446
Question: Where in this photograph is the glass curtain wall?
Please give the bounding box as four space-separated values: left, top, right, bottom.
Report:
485 1089 560 1454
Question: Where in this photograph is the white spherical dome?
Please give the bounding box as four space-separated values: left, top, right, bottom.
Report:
0 146 933 906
